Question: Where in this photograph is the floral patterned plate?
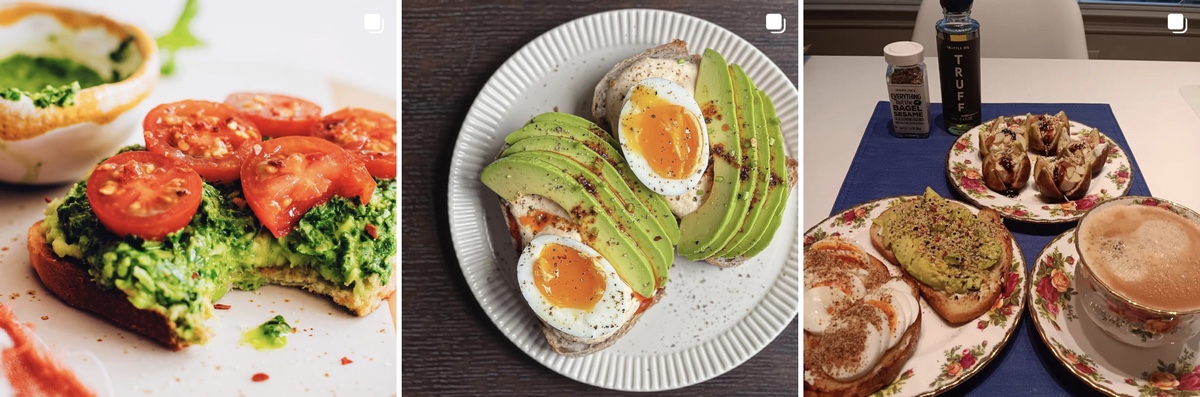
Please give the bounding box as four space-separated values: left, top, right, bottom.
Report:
1029 227 1200 397
804 195 1028 397
946 117 1134 224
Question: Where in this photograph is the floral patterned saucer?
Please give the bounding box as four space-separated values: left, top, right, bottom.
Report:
946 117 1134 224
1029 227 1200 397
804 195 1027 397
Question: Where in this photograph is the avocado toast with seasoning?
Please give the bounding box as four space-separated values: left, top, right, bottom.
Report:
868 188 1012 325
27 94 398 350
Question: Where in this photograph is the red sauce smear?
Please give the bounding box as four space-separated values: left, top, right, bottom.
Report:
0 303 96 396
252 373 269 382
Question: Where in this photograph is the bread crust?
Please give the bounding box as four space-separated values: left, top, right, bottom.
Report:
803 244 922 397
591 39 700 133
28 221 396 350
27 221 188 351
868 201 1012 325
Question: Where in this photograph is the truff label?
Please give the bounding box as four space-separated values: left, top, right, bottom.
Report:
888 84 930 134
936 32 981 126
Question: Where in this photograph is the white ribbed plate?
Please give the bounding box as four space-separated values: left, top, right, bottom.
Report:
446 9 799 392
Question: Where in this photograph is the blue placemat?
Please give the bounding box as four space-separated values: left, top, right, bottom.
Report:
829 102 1151 396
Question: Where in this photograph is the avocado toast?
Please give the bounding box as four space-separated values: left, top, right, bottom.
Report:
479 41 796 356
868 188 1012 325
27 95 397 350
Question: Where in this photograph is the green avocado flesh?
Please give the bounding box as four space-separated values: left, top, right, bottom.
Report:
741 89 789 258
0 54 109 108
241 315 293 351
504 118 679 245
678 49 744 260
43 166 397 345
874 188 1002 294
500 144 672 286
713 64 766 258
481 150 658 297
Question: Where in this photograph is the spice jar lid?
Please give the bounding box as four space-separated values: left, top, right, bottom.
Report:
884 41 924 66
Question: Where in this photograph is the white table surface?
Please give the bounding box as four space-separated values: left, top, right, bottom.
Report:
803 55 1200 228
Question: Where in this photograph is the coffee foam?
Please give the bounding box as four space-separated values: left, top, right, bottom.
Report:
1080 204 1200 312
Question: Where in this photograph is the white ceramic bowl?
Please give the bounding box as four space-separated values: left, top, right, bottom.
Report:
0 2 158 184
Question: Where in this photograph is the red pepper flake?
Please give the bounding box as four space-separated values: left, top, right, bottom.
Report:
340 357 353 365
1 247 8 252
251 373 269 382
213 304 231 310
39 316 47 321
44 196 52 203
365 224 379 239
191 272 199 280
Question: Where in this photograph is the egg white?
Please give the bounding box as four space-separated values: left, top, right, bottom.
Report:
617 78 710 196
516 234 640 342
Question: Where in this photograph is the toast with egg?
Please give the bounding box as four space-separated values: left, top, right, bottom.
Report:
593 40 798 268
804 237 921 397
868 192 1012 325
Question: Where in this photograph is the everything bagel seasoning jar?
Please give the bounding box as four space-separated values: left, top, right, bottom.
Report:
884 41 931 138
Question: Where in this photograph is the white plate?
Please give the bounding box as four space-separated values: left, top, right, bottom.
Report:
0 62 396 396
1029 223 1200 397
946 116 1133 224
802 196 1027 397
446 9 799 392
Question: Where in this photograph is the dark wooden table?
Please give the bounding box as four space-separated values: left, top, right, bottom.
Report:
401 1 798 395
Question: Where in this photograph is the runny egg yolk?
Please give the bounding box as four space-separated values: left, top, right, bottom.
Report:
533 242 607 310
621 84 704 179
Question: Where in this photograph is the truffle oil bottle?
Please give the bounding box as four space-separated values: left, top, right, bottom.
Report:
936 0 981 135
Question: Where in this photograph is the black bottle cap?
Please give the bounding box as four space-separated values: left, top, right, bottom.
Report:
941 0 974 13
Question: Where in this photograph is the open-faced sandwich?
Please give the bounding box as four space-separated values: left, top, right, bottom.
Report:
479 40 796 355
803 237 921 397
869 188 1012 325
28 93 397 350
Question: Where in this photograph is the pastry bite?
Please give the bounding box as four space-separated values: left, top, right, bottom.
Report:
978 116 1031 194
1024 111 1069 156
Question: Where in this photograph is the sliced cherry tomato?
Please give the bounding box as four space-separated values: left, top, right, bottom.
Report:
86 151 204 241
224 93 322 137
143 100 263 184
310 108 397 179
241 136 376 238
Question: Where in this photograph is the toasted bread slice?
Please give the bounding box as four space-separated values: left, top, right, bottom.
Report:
869 203 1012 325
28 221 396 350
591 39 701 133
804 240 921 397
28 221 190 350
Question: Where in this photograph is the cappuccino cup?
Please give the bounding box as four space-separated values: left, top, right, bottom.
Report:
1075 196 1200 347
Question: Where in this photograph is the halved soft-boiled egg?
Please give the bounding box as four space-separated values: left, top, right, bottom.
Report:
516 234 640 341
617 78 709 196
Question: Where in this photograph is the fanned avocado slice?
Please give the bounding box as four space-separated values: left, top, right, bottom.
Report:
714 64 770 258
524 112 621 151
678 49 745 260
502 137 673 285
741 89 790 258
481 156 657 297
504 119 679 245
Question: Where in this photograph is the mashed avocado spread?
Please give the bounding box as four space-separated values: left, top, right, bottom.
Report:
874 188 1001 294
0 54 110 108
241 315 293 351
42 148 396 345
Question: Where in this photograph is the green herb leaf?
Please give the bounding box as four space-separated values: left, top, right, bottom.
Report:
156 0 203 76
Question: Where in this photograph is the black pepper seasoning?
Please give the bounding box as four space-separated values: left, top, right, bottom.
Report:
884 41 931 138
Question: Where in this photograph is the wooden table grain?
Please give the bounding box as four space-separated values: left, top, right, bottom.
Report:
401 1 799 395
